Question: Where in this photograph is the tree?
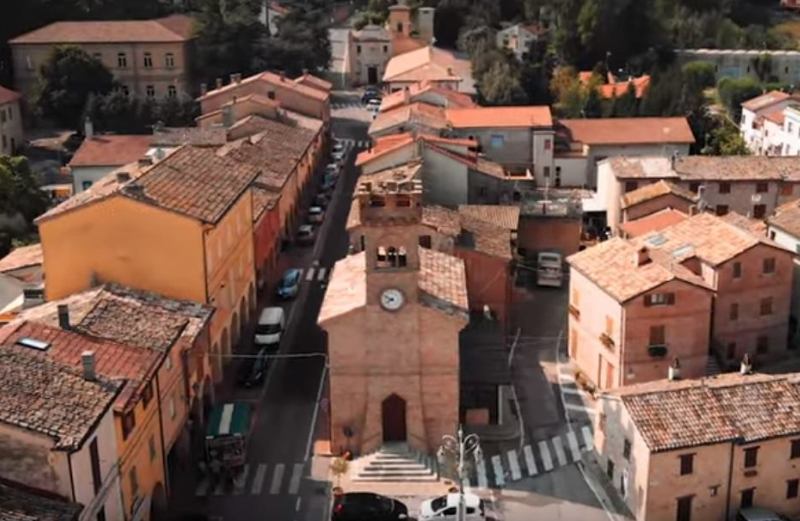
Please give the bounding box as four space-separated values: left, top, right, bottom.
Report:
682 60 716 91
612 82 639 117
704 121 750 155
478 60 526 105
717 76 762 121
35 45 115 129
0 155 48 256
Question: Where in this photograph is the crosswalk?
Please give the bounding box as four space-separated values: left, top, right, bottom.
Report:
335 138 371 149
298 265 331 284
332 101 367 110
196 461 306 498
468 426 594 489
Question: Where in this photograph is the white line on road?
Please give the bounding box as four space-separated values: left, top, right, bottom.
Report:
304 365 329 462
582 425 594 451
476 456 489 489
567 431 582 462
559 373 576 383
538 440 554 471
491 455 505 487
507 450 522 481
523 445 538 476
195 478 210 497
317 267 327 281
288 463 304 494
560 386 584 395
305 268 315 281
295 497 302 512
234 464 250 495
251 463 267 495
270 463 285 495
552 436 567 467
565 403 597 414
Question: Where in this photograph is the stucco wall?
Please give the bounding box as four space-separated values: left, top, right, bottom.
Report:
72 166 117 194
421 147 468 206
0 99 23 155
518 216 580 258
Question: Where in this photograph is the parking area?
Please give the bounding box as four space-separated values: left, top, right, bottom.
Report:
331 90 378 123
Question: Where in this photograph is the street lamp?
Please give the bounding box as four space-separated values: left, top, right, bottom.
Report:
437 425 482 521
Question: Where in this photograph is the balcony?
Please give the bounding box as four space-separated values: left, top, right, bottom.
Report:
568 304 580 319
600 333 615 351
648 344 668 358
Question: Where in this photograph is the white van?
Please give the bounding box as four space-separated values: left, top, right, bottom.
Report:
419 493 485 520
537 251 563 288
255 307 284 350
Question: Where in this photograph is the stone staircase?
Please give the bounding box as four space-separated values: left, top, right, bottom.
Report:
352 443 439 482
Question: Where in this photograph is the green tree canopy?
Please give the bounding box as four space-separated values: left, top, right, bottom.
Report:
717 76 763 120
35 45 115 129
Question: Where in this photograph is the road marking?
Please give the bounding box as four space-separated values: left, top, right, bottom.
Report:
561 386 583 395
288 463 304 494
305 268 315 281
195 478 210 497
476 456 489 489
491 454 505 487
507 450 522 481
270 463 285 495
538 440 554 471
295 497 302 512
523 445 538 476
552 436 567 467
581 425 594 451
233 464 249 495
567 431 582 462
251 463 267 495
565 403 597 414
317 267 327 281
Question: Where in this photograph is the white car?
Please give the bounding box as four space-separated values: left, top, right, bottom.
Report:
367 99 381 113
325 163 340 176
331 148 347 163
308 206 325 223
419 493 485 521
332 139 346 152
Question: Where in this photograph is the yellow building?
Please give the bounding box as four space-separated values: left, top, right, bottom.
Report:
36 145 260 383
0 284 213 521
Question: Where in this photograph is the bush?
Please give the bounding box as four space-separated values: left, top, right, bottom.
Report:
717 76 762 120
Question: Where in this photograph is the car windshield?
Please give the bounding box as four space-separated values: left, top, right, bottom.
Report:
281 272 298 286
430 496 448 511
310 207 321 214
256 324 280 335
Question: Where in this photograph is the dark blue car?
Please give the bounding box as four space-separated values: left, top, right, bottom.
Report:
277 268 301 299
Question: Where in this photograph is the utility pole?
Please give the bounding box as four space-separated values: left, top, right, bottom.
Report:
437 426 482 521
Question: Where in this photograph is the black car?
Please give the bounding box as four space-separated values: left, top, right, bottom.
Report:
237 348 270 388
332 492 408 521
361 87 382 104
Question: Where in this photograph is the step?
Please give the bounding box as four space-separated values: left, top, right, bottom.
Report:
373 453 417 460
361 464 431 473
351 474 441 482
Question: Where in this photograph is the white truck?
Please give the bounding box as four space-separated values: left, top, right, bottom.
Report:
536 251 563 288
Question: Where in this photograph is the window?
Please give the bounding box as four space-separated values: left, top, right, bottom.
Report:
605 316 614 336
770 230 777 240
25 55 33 70
649 325 666 346
121 85 130 97
719 182 731 194
757 335 769 354
624 181 638 192
146 85 155 98
82 180 93 190
129 466 139 498
383 45 388 53
740 488 755 509
606 459 614 480
117 52 127 68
167 85 177 98
396 22 403 32
791 438 800 459
419 235 432 248
763 257 776 274
729 302 739 321
143 52 152 68
645 293 675 306
756 182 769 193
676 495 693 521
544 139 552 150
543 166 550 177
679 453 694 475
689 182 700 193
760 297 773 316
141 382 153 408
149 435 157 462
753 204 766 218
490 134 505 148
90 438 102 493
782 183 794 196
623 439 631 461
165 52 175 68
787 479 800 499
122 411 136 440
267 90 276 100
744 447 759 468
716 205 729 216
733 262 742 279
97 508 106 521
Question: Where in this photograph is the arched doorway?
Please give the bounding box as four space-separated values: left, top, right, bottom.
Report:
221 329 230 367
381 394 407 443
150 482 167 521
249 283 257 315
240 298 248 332
232 312 240 347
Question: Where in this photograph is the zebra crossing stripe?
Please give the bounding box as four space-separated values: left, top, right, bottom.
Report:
523 445 538 476
491 455 505 487
233 464 249 495
581 425 594 451
476 457 489 489
305 268 315 281
567 431 582 462
552 436 567 467
288 463 304 494
270 463 285 495
251 463 267 495
195 478 210 497
507 450 522 481
538 440 554 471
317 267 327 281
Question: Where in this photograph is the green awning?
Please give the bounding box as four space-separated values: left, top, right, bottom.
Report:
206 402 251 438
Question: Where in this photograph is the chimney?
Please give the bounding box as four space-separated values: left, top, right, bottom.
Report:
124 183 145 198
57 304 70 330
81 351 96 381
84 117 94 139
222 105 234 128
138 156 153 168
215 77 223 89
668 358 681 381
230 73 242 84
671 150 679 169
116 171 131 183
279 70 285 81
447 67 454 76
200 82 208 96
740 353 753 375
634 246 650 267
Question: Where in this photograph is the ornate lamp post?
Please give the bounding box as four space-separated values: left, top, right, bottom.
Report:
437 425 482 521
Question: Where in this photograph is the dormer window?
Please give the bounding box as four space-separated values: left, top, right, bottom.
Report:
370 196 386 207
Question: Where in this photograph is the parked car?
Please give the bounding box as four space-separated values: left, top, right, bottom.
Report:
313 193 329 208
332 492 408 521
332 139 346 153
361 87 381 104
237 347 270 388
736 508 792 521
297 224 316 245
325 163 340 176
254 306 284 350
420 493 486 521
277 268 301 299
321 174 337 192
331 148 347 163
308 206 325 223
366 98 381 114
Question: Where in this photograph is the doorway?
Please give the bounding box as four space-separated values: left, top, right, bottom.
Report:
381 394 407 442
367 66 378 84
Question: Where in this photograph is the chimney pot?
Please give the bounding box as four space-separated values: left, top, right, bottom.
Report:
84 117 94 139
138 157 153 168
668 358 681 381
81 351 96 381
116 171 131 183
740 353 753 375
57 304 70 330
215 77 223 89
200 82 208 96
634 246 650 267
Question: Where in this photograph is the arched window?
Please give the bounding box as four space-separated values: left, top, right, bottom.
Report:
398 247 407 267
387 246 398 267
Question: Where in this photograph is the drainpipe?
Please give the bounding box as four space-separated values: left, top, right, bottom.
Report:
724 440 736 521
154 372 170 498
67 452 77 502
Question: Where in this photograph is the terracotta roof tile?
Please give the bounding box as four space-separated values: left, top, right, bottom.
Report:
0 244 42 273
0 85 21 105
10 14 194 44
769 199 800 237
369 102 448 135
419 247 469 316
151 126 227 146
294 73 333 92
0 482 81 521
68 135 153 167
318 252 367 323
558 117 695 145
356 133 415 166
447 106 553 128
379 81 476 112
620 180 697 209
253 185 279 222
597 75 650 99
422 205 461 236
458 205 520 231
619 208 688 238
458 215 512 260
0 344 118 450
608 155 800 181
741 90 792 112
199 71 329 103
383 46 466 83
720 211 767 235
391 34 428 56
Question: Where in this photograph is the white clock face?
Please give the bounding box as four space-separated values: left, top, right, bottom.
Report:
380 288 405 311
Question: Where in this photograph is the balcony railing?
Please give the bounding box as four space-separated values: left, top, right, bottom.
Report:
568 304 580 319
648 344 668 358
600 333 615 351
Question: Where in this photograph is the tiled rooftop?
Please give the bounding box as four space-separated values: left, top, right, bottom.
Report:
558 117 695 146
620 180 697 209
422 205 462 236
741 90 792 112
318 252 368 323
379 81 476 112
619 208 688 238
769 199 800 237
151 126 227 147
614 372 800 452
69 135 153 167
607 155 800 181
0 482 81 521
253 185 280 222
0 346 118 450
0 85 21 105
198 71 329 103
458 205 520 231
458 215 513 260
383 46 466 84
356 133 415 166
10 14 194 44
447 106 553 128
369 102 448 135
0 244 43 273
